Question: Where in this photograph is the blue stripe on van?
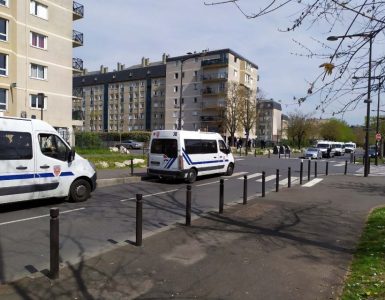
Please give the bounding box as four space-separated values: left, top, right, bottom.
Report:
182 149 193 165
182 153 191 165
182 149 226 165
0 172 74 181
166 158 176 169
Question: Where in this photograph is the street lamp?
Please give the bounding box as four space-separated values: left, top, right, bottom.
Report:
328 32 373 177
178 52 193 130
37 93 45 121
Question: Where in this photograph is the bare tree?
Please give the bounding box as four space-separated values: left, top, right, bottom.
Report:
238 86 257 151
224 81 242 146
204 1 385 119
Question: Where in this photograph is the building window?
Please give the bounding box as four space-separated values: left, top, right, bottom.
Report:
174 72 178 79
234 69 238 77
30 94 47 109
30 32 47 49
0 53 8 76
194 70 198 77
194 84 198 90
0 18 8 41
0 0 9 7
30 1 48 20
30 63 47 79
194 97 198 103
173 86 178 93
0 88 7 110
174 98 177 105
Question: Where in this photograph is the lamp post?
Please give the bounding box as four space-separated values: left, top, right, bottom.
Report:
177 52 193 130
327 32 374 177
37 93 45 121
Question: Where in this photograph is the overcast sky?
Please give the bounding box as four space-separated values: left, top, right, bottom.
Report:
74 0 369 126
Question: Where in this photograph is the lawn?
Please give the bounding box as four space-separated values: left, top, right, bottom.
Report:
341 207 385 299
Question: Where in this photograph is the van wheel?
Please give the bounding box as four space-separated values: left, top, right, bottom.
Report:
226 163 234 176
186 168 197 183
69 179 91 202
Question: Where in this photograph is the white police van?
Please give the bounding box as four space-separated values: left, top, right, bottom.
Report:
0 116 96 204
148 130 234 183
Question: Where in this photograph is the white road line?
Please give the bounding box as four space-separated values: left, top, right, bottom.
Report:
303 178 323 187
279 177 299 185
235 159 244 161
227 171 248 178
121 189 179 202
0 207 85 227
256 175 277 182
238 172 261 180
333 163 346 167
196 179 229 187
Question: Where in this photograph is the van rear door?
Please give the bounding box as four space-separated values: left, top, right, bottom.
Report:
0 119 36 203
149 138 178 171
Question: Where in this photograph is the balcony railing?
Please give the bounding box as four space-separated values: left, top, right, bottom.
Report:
73 1 84 20
72 30 83 47
201 100 226 110
202 87 226 96
201 58 228 67
72 109 84 121
72 57 83 72
200 115 223 122
73 87 83 99
202 72 228 81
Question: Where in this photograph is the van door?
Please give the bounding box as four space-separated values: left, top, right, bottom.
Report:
149 138 178 172
35 133 74 199
0 123 36 203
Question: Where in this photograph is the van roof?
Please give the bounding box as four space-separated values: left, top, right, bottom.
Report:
0 116 56 132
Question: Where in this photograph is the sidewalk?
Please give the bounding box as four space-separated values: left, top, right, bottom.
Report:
1 175 385 299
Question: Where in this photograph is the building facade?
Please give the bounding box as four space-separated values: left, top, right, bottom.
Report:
73 49 258 135
256 99 283 143
0 0 83 143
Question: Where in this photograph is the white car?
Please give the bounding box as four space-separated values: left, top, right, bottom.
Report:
304 147 322 159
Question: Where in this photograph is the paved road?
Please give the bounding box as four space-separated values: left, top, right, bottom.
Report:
0 155 363 283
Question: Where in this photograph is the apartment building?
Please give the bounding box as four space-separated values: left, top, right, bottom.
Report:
73 49 258 135
165 49 258 135
73 57 167 132
256 99 283 142
0 0 83 143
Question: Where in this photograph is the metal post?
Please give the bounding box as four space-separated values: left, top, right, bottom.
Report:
354 155 356 164
307 159 311 181
300 160 303 185
254 148 256 157
268 150 270 158
364 34 373 177
186 185 191 226
50 208 59 280
350 153 354 163
279 151 281 159
315 161 318 178
136 194 143 246
326 161 329 176
276 169 279 192
130 158 134 176
344 160 348 175
219 179 224 214
288 167 291 188
243 175 247 205
262 171 266 197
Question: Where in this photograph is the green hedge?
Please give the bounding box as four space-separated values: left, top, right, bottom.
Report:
75 131 152 149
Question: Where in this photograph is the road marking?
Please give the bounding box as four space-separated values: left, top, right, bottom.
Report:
121 189 179 202
227 171 248 178
235 158 244 161
279 177 299 185
238 172 261 180
0 208 85 227
196 179 229 187
256 175 277 182
303 178 323 187
333 163 346 167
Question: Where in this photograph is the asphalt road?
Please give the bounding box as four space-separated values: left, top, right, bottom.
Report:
0 154 363 283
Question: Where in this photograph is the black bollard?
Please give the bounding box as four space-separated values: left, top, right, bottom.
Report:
300 160 303 185
315 161 318 178
186 185 191 226
279 151 281 159
326 161 329 176
350 153 353 163
254 148 257 157
136 194 143 246
288 167 291 188
276 169 279 192
344 160 348 175
50 208 60 280
307 159 311 181
243 175 248 205
262 171 266 197
354 155 356 164
268 150 271 158
219 179 224 214
130 158 134 176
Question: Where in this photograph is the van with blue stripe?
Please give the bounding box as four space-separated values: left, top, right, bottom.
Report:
0 117 97 204
147 130 234 183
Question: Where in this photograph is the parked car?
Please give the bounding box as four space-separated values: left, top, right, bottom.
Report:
368 146 377 158
304 147 322 159
116 140 143 149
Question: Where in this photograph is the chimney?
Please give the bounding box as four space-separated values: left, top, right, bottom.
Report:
117 62 121 71
162 53 167 64
145 58 150 66
82 68 88 75
103 67 108 73
141 57 145 67
100 65 104 73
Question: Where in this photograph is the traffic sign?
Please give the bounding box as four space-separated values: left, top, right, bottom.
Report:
376 133 382 141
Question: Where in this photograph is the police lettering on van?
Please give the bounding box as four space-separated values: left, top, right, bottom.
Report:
0 117 96 204
148 130 234 183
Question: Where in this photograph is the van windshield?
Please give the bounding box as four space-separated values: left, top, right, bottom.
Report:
151 139 177 158
317 143 329 148
345 143 354 148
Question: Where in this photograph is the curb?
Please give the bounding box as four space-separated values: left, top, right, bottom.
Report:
96 176 142 188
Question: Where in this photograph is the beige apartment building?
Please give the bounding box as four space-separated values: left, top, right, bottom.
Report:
0 0 83 142
73 49 258 136
165 49 258 135
256 99 283 143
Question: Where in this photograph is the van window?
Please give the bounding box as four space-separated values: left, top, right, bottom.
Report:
39 134 69 161
218 140 227 153
0 131 32 160
185 139 218 154
151 138 177 158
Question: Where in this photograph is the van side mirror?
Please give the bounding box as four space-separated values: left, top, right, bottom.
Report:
225 148 231 155
68 147 76 163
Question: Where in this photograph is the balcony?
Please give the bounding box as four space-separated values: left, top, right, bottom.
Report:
72 109 84 121
202 86 226 96
73 1 84 20
201 58 228 68
200 115 223 123
72 57 83 73
202 72 228 82
73 87 83 99
201 100 226 110
72 30 83 47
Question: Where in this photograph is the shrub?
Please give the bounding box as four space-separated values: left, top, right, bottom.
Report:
75 132 103 149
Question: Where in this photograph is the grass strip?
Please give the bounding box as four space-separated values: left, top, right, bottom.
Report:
341 207 385 299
